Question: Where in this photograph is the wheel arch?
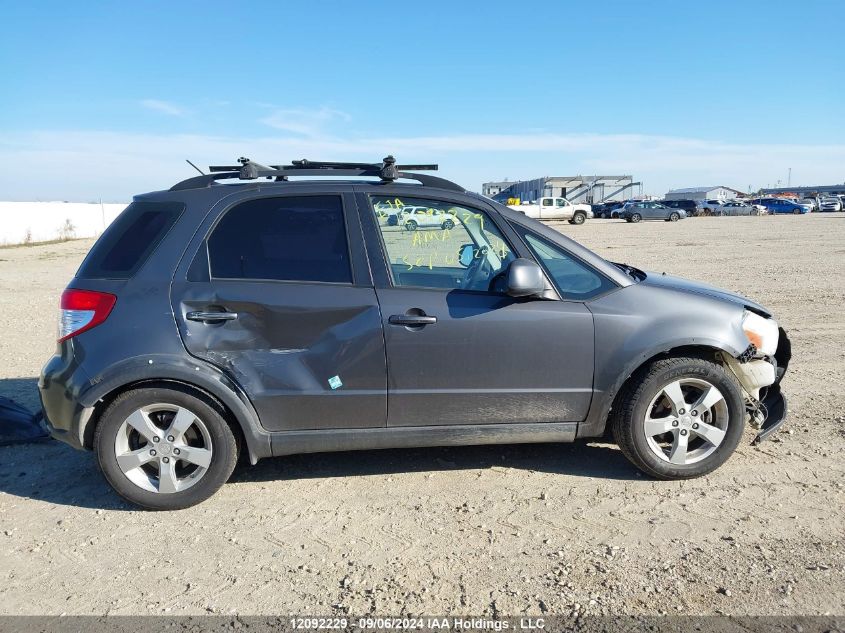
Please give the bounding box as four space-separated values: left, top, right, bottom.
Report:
77 356 271 463
579 343 734 439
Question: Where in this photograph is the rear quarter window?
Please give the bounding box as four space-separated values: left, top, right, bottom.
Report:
76 201 184 279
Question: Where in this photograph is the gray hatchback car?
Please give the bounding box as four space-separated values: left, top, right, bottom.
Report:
39 157 791 509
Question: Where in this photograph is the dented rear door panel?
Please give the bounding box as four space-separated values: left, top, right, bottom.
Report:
169 187 387 431
173 281 386 431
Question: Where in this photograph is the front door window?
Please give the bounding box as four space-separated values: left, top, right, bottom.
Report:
370 196 515 292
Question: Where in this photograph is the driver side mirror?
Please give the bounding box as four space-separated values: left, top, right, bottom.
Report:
504 258 546 298
458 243 476 267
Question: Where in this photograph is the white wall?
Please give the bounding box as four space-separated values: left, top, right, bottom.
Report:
0 201 128 245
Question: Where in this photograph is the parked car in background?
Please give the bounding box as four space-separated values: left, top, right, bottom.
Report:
594 201 626 219
622 201 686 222
717 201 762 216
374 201 403 225
763 199 810 214
591 202 610 217
698 199 725 215
402 206 458 230
799 198 818 212
660 199 699 217
819 197 843 212
748 197 778 209
507 197 592 225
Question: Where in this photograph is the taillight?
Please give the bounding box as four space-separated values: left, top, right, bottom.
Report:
59 289 116 342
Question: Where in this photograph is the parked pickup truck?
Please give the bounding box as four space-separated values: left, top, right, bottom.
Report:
508 197 592 225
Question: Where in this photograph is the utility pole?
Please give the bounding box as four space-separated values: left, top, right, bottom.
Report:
787 168 792 188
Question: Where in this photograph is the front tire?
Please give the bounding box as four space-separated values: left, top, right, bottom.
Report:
612 357 745 480
569 212 586 225
95 386 238 510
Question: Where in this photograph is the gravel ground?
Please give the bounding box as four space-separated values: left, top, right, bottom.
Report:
0 213 843 616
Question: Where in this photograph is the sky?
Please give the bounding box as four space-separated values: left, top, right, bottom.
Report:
0 0 843 201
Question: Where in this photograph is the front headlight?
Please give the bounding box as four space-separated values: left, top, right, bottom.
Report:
742 310 779 356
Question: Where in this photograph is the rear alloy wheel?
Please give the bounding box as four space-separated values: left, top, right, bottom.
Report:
630 213 642 223
95 386 237 510
612 357 744 479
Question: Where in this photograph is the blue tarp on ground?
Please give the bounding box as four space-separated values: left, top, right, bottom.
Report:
0 396 48 445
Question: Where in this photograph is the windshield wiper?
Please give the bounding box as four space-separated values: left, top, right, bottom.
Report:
613 262 646 281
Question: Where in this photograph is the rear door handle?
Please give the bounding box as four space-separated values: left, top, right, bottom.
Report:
186 310 238 322
388 314 437 326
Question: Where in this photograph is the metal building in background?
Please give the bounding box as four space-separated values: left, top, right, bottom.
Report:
481 180 514 198
664 186 745 201
484 176 639 204
760 184 845 196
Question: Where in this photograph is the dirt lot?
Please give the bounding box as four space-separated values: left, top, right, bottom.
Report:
1 213 844 617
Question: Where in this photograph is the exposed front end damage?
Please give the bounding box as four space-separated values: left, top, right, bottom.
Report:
721 325 791 444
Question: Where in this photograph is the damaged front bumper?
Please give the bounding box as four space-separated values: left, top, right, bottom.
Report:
754 382 788 444
725 326 792 444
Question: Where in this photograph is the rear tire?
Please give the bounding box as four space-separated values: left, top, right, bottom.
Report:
612 357 745 480
631 213 642 223
95 386 238 510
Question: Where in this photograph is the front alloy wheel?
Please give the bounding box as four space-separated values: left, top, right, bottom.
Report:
643 378 728 465
612 356 744 479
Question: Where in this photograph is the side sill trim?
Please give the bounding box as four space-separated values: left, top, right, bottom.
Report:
269 422 577 457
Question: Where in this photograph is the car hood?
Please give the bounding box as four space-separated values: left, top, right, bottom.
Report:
641 272 771 317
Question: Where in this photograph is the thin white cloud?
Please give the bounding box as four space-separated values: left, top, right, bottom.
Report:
140 99 187 117
259 106 351 137
0 129 842 201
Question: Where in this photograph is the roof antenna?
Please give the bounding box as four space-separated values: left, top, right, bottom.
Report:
186 159 205 175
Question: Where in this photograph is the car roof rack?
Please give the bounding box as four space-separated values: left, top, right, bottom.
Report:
170 156 464 192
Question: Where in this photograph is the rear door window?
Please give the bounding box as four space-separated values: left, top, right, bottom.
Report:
77 201 184 279
208 195 352 283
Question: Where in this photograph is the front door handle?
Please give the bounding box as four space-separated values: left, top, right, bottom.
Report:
186 310 238 323
388 314 437 326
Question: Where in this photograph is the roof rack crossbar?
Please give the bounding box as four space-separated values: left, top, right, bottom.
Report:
171 156 463 192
